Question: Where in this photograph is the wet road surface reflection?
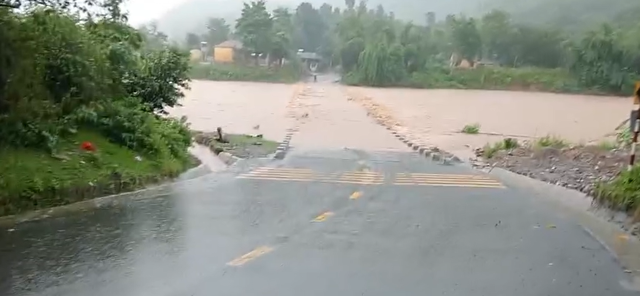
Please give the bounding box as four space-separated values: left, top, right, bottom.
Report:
0 192 185 296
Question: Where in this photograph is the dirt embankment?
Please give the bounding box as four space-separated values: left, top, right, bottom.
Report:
350 87 630 159
350 86 637 233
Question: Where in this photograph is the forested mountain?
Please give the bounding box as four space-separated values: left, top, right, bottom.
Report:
153 0 640 40
153 0 479 39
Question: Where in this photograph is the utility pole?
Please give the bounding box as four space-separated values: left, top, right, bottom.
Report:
629 81 640 170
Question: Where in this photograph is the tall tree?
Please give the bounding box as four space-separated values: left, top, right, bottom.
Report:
185 32 200 49
202 18 230 46
270 7 294 66
449 16 482 66
293 2 327 53
480 10 513 62
344 0 355 11
235 0 273 55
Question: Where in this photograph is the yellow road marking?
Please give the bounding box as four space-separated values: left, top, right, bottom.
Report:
393 173 504 188
312 211 334 222
251 167 314 173
227 246 274 267
333 180 383 185
394 179 500 184
349 191 363 200
237 176 315 182
393 183 505 188
243 172 317 177
401 173 495 179
339 171 383 185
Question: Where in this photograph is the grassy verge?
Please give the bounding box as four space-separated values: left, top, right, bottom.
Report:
193 131 279 158
482 135 639 221
0 130 196 216
346 66 627 96
189 63 302 83
595 168 640 222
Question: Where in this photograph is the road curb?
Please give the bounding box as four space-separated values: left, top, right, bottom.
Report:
217 151 242 166
348 91 462 165
386 128 461 165
274 128 295 160
0 163 214 227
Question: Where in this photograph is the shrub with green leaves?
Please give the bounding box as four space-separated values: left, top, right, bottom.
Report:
595 166 640 213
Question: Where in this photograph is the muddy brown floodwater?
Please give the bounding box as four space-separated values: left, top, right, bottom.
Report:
350 87 631 159
171 81 631 161
168 80 297 142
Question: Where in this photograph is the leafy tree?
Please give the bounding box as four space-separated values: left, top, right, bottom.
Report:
185 32 200 49
293 2 328 52
344 0 355 11
270 7 294 66
449 16 482 66
235 0 273 56
480 10 513 63
138 22 168 50
570 24 634 93
203 17 230 46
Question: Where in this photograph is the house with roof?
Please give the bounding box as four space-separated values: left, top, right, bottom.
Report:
296 51 322 72
213 40 244 63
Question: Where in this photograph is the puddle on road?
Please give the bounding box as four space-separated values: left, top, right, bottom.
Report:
188 144 227 172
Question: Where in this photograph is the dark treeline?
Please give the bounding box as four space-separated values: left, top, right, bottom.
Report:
184 0 640 94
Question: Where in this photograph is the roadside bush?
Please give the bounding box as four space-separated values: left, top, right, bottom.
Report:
126 47 191 114
0 8 111 151
74 97 191 161
0 7 191 156
595 166 640 214
189 63 301 83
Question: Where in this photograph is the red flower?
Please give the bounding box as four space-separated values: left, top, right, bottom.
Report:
81 141 96 152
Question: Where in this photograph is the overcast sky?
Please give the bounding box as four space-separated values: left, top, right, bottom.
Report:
124 0 190 26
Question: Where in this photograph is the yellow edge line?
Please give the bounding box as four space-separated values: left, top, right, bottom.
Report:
340 173 382 176
237 176 314 182
394 180 502 185
242 173 318 177
395 177 496 181
408 173 491 177
237 177 381 185
227 246 274 267
394 183 505 188
349 191 363 200
332 181 383 185
312 211 334 222
251 168 315 173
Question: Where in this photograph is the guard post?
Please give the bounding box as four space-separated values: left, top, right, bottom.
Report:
629 81 640 170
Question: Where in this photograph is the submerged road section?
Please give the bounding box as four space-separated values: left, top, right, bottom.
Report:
0 149 637 296
1 80 638 296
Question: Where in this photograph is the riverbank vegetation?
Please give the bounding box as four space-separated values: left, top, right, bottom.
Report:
180 0 639 94
190 63 301 83
0 0 194 216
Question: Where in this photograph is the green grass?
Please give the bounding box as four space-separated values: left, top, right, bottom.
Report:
461 123 481 134
534 134 569 148
596 140 618 151
346 65 631 96
194 132 280 159
189 63 302 83
595 166 640 219
482 138 520 158
0 130 192 216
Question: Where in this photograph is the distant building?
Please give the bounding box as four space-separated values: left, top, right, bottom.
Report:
297 52 322 72
213 40 244 63
189 49 203 63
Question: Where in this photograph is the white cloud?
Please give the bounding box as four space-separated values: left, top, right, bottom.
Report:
124 0 191 26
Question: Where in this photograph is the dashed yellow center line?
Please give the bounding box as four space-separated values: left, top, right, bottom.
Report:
227 246 274 267
349 191 363 200
338 171 383 185
312 211 334 222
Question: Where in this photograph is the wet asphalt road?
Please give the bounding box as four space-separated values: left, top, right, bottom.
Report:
1 148 638 296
